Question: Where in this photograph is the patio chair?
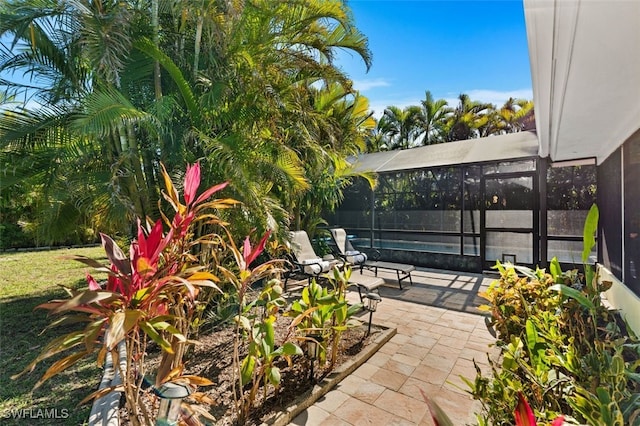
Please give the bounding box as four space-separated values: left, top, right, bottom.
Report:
285 230 341 287
286 230 384 302
329 228 414 289
328 228 368 266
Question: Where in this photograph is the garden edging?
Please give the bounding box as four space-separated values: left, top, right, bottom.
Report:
264 325 397 426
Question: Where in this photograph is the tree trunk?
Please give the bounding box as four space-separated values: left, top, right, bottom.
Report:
126 122 150 219
194 13 204 79
115 123 144 220
141 141 158 217
151 0 162 98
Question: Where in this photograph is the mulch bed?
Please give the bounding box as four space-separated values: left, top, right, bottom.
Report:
119 311 377 425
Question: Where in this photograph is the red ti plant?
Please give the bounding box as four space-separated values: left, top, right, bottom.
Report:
515 392 566 426
218 230 281 423
12 163 237 426
421 389 566 426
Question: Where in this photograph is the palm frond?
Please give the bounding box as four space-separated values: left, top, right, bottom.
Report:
134 37 200 124
0 104 73 149
71 88 154 137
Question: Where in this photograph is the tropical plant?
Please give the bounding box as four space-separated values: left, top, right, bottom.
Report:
364 91 535 153
417 90 452 145
445 93 493 141
497 98 535 134
468 204 640 425
324 267 364 367
217 227 289 424
0 0 374 247
11 163 236 425
378 105 422 150
476 97 534 137
0 0 168 239
285 267 362 367
236 279 302 420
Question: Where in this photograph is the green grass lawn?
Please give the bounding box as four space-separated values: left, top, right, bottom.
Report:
0 246 108 425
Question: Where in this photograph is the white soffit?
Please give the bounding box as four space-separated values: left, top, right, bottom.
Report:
524 0 640 163
351 131 539 173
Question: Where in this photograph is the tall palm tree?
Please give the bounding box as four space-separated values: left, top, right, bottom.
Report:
177 0 373 236
1 0 374 244
290 83 376 234
379 105 422 150
364 124 390 153
476 97 534 137
497 97 534 133
417 90 451 145
0 0 156 240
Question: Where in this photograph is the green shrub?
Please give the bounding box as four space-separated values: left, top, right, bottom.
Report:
469 262 640 425
468 205 640 425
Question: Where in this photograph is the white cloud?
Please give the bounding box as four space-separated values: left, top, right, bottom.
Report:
352 78 391 92
443 89 533 108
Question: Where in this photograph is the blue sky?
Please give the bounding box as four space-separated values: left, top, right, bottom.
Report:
1 1 532 115
338 0 533 118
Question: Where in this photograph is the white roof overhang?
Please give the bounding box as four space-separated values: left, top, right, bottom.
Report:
524 0 640 164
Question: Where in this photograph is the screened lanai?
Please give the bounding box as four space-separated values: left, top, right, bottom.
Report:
327 131 597 273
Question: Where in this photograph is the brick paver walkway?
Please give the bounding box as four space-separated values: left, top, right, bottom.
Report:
290 268 498 425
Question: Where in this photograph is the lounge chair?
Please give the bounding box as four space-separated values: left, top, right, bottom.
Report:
286 230 341 287
287 230 384 300
328 228 415 289
329 228 368 266
362 259 415 289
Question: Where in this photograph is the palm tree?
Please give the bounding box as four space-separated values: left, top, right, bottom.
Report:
445 93 493 141
476 97 534 137
379 105 422 150
417 90 451 145
1 0 374 244
364 124 390 152
175 0 373 237
289 83 376 234
497 97 534 133
0 0 157 240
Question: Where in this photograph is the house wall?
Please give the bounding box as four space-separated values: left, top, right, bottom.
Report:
599 264 640 336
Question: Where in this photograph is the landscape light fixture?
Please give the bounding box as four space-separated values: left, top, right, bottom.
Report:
363 292 381 336
156 381 191 426
306 334 324 383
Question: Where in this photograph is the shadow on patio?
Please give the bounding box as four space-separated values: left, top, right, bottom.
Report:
364 267 493 315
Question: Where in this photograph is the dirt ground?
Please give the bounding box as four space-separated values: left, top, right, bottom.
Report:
120 313 376 425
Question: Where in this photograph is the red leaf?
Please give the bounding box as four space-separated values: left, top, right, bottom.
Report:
100 233 131 275
514 392 537 426
193 181 228 206
244 230 271 267
136 218 167 265
86 273 101 291
106 268 126 294
551 416 565 426
39 290 119 315
184 162 201 205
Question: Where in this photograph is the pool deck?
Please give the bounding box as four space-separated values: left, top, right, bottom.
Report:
289 267 499 425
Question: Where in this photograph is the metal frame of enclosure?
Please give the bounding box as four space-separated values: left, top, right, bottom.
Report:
327 131 598 273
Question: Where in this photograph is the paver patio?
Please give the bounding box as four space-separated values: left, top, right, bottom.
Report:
290 267 499 425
